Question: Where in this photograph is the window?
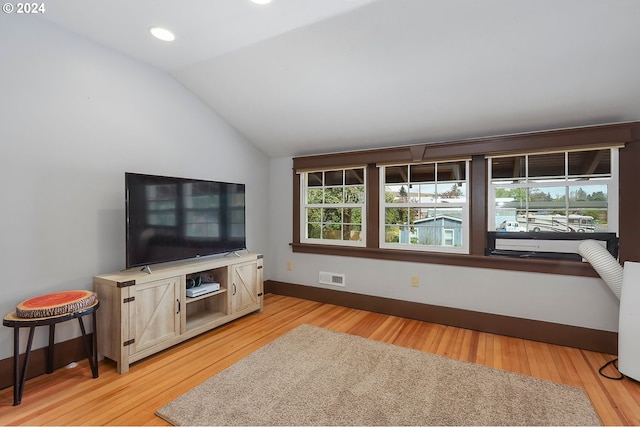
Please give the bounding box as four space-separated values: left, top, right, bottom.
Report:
488 148 618 234
184 182 221 238
291 122 637 276
443 229 455 246
145 184 177 226
300 167 366 246
380 160 469 253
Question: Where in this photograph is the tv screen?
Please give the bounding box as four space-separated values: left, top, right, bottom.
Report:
125 172 246 269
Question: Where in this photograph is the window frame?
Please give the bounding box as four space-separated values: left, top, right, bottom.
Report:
379 160 470 254
291 122 640 277
487 148 619 235
443 228 455 246
299 167 367 247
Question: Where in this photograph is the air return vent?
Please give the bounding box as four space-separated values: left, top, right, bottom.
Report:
319 271 345 287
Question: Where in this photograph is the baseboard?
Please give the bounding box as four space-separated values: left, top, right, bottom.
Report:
0 334 94 391
265 280 618 355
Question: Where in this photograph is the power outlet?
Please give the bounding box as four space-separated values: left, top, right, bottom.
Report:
286 261 292 271
410 275 419 287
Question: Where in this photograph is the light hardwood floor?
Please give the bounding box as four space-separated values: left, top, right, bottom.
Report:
0 293 638 425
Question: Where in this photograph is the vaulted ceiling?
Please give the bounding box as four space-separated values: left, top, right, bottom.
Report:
41 0 640 158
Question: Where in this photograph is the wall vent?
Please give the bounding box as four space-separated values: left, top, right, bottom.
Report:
319 271 345 287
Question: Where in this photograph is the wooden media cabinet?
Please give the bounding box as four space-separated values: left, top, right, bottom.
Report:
93 253 263 373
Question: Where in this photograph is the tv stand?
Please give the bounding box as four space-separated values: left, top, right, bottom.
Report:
93 253 263 374
225 250 242 257
139 265 152 274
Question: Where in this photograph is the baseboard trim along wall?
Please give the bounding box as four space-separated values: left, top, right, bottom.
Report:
0 334 92 391
265 280 618 355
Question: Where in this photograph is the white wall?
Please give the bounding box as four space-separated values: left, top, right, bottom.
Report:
0 17 269 360
267 157 621 332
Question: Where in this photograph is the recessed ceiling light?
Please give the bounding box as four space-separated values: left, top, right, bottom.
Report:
149 27 176 42
251 0 272 4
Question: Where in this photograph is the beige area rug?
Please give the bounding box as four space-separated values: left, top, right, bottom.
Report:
156 324 601 426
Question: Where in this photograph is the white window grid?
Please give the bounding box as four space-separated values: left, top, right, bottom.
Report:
300 167 367 247
379 160 470 254
487 148 619 233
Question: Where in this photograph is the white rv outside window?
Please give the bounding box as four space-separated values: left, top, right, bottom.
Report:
488 148 618 234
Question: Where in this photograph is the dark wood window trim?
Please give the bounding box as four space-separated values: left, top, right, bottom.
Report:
292 122 640 277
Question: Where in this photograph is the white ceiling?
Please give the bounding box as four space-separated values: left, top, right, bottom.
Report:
41 0 640 158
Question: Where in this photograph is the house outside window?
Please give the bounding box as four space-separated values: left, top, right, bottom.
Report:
488 148 618 234
380 160 469 253
300 167 366 246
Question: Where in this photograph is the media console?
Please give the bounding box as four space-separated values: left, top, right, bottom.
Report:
93 253 263 374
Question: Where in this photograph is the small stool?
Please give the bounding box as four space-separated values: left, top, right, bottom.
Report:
2 290 99 405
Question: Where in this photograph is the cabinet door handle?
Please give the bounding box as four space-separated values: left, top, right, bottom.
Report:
176 299 180 314
232 283 236 295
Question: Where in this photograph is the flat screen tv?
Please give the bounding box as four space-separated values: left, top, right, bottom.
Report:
125 172 246 269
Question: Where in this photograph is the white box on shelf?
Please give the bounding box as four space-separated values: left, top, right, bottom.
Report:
186 282 220 298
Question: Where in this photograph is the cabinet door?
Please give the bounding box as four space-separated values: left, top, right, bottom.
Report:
230 261 260 314
129 277 180 355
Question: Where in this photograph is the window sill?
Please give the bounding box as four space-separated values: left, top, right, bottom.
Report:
290 243 600 277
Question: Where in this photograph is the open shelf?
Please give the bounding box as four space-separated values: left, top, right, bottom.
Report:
185 288 227 304
185 288 228 333
186 310 227 331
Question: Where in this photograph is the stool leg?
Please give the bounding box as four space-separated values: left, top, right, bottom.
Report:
47 323 55 374
92 310 98 378
77 315 98 378
12 327 19 406
14 326 36 406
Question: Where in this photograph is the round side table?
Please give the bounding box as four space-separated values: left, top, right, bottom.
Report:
3 300 99 405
